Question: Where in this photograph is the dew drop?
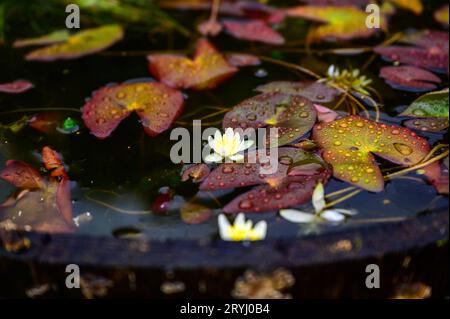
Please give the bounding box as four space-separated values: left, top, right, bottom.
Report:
239 200 253 209
394 143 413 156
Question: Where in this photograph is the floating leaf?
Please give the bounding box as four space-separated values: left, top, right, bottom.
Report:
200 148 322 191
13 30 70 48
226 53 261 67
82 82 184 139
42 147 67 179
400 89 449 132
400 89 449 119
379 66 442 92
180 202 212 224
181 164 210 182
286 6 386 42
375 30 449 74
0 180 74 233
387 0 423 15
26 25 124 61
223 92 317 147
223 19 285 45
434 5 449 26
314 104 340 123
0 80 34 94
255 81 341 103
0 160 44 190
313 116 430 192
28 112 64 134
148 38 238 90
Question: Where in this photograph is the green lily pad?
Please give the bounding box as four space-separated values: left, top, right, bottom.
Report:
26 25 124 61
223 92 317 147
13 30 70 48
313 115 430 192
286 6 386 42
400 89 449 119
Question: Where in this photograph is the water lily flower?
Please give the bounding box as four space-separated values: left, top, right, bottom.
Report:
280 183 356 224
218 213 267 241
205 128 254 163
320 65 372 96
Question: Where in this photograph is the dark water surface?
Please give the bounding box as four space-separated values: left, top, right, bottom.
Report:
0 1 448 240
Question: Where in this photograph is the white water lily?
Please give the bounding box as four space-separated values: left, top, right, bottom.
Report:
280 183 357 224
218 213 267 241
205 128 254 163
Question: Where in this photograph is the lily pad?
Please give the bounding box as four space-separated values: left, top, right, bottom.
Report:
42 147 67 179
255 81 341 103
223 19 285 45
286 6 386 42
400 89 449 132
379 66 442 92
0 160 44 190
375 30 449 74
223 92 317 147
82 82 184 139
148 38 238 90
200 148 323 191
26 25 124 61
0 80 34 94
313 115 430 192
13 30 70 48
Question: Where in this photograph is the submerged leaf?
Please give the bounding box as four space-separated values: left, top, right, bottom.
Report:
148 38 238 90
82 82 184 139
226 53 261 67
26 25 124 61
379 66 442 92
255 81 341 103
0 160 44 190
180 202 212 224
223 19 285 45
286 6 385 42
0 80 34 94
28 112 64 134
223 92 317 147
181 164 210 182
13 30 70 48
313 116 430 192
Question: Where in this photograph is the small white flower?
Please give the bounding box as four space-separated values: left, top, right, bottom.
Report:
205 128 254 163
218 213 267 241
280 183 357 225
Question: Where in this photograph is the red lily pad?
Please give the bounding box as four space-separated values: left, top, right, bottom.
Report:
286 6 386 42
313 115 430 192
223 92 317 147
13 30 70 48
0 80 34 94
223 19 285 45
379 66 441 92
200 148 323 191
82 82 184 139
255 81 341 103
375 30 449 74
226 53 261 67
148 38 238 90
0 160 44 189
42 147 68 179
26 25 124 61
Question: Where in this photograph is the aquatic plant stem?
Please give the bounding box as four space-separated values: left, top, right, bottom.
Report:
85 191 151 215
258 56 321 79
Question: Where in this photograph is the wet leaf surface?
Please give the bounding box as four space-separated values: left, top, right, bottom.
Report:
82 82 184 139
313 116 430 192
375 30 449 74
0 80 34 94
379 66 442 92
25 25 124 61
255 81 341 103
13 30 70 48
286 6 386 42
223 92 317 147
223 19 285 45
148 38 238 90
